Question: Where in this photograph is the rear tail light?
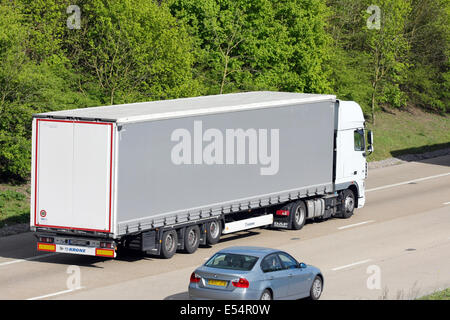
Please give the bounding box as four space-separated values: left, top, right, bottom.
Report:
276 209 290 216
232 278 249 288
190 272 201 283
38 236 54 243
100 242 113 249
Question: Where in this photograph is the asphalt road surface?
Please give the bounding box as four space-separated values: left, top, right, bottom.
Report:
0 155 449 300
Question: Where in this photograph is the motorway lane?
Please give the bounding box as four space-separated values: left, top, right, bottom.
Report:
0 155 449 300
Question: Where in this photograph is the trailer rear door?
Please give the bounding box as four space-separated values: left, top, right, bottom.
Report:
33 119 114 233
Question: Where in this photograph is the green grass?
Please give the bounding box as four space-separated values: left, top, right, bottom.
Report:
366 107 450 161
418 288 450 300
0 183 30 228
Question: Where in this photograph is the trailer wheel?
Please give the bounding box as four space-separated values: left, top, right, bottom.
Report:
184 225 200 254
160 230 178 259
290 200 307 230
341 189 355 219
205 220 222 245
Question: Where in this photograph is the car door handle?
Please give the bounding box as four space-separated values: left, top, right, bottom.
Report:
288 274 293 277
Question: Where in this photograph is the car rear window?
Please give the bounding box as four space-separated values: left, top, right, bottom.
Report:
205 253 259 271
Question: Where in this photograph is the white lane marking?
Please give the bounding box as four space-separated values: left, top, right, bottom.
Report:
443 202 450 205
0 253 59 267
331 259 372 271
338 220 375 230
366 172 450 193
27 286 84 300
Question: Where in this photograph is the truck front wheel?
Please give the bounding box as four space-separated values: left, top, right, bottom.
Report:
341 189 355 219
160 230 178 259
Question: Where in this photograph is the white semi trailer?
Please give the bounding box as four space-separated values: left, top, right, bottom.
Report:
30 91 373 259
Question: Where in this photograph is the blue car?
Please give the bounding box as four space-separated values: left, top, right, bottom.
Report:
188 246 323 300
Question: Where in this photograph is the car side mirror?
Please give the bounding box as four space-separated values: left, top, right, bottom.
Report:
299 262 307 269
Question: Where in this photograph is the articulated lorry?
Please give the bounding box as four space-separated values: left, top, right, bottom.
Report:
31 91 373 259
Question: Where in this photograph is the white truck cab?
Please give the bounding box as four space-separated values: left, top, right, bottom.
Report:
335 100 373 209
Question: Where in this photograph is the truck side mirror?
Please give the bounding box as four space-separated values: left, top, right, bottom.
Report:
367 130 374 154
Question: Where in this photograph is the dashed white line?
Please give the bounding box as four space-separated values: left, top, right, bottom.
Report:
0 253 59 267
331 259 372 271
338 220 375 230
27 287 84 300
443 202 450 205
366 172 450 193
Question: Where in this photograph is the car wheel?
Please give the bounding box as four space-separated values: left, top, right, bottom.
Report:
290 201 307 230
341 189 355 219
184 225 200 254
206 220 221 245
260 289 272 300
309 276 323 300
160 230 178 259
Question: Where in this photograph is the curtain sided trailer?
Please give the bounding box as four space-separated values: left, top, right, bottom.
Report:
30 91 373 259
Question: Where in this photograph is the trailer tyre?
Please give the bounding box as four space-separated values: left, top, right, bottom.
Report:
341 189 355 219
160 230 178 259
290 201 307 230
206 220 222 245
184 225 200 254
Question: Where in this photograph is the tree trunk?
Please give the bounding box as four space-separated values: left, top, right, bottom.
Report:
371 89 376 125
220 56 229 95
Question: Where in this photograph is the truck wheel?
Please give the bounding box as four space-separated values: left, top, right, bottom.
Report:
184 225 200 254
160 230 178 259
290 201 306 230
341 189 355 219
206 220 222 245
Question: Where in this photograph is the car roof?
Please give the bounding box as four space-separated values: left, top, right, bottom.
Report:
217 246 281 258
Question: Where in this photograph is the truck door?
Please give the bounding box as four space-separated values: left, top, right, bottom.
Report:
335 128 366 182
33 119 114 233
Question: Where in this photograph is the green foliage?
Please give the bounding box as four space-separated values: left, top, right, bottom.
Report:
169 0 332 94
405 0 449 113
328 0 448 117
65 0 200 104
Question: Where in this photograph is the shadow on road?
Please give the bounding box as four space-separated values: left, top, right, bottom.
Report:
390 145 450 167
164 291 189 300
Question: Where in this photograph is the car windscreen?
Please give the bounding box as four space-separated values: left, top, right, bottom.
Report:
205 253 259 271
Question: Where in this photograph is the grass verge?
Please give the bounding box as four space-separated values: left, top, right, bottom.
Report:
418 288 450 300
0 182 30 228
366 107 450 161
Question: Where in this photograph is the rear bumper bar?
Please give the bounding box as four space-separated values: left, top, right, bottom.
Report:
36 233 116 258
37 242 116 258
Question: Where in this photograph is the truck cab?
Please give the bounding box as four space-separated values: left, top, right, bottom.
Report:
335 100 373 209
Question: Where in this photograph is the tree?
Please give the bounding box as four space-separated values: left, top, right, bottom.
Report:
65 0 200 105
364 0 412 123
405 0 449 113
169 0 332 94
